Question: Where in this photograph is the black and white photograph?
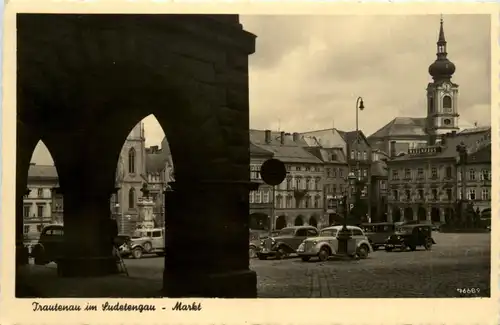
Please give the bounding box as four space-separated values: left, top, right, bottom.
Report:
1 2 496 324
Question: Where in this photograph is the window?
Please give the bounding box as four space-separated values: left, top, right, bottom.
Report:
296 166 302 172
357 151 361 160
446 166 452 178
295 177 301 189
480 169 490 181
249 192 254 204
405 190 411 200
286 165 291 171
431 168 438 179
128 148 137 174
442 96 452 111
24 225 30 234
304 196 310 208
314 196 320 208
339 184 343 193
469 169 476 181
404 169 411 179
23 206 31 218
37 188 43 198
36 225 43 233
37 205 44 218
315 177 321 190
276 195 282 208
128 188 135 208
458 190 462 200
482 189 490 200
307 229 318 236
443 119 451 125
352 228 364 236
446 188 452 200
363 151 367 160
363 169 367 177
305 178 311 190
339 169 343 178
331 153 337 161
392 170 399 180
350 150 354 159
263 191 270 203
468 189 476 200
332 168 337 178
286 196 292 208
393 190 399 200
418 189 424 200
417 168 424 179
255 191 262 204
432 189 438 200
295 199 301 208
458 171 462 182
295 229 308 237
286 178 292 190
326 168 331 177
152 231 162 237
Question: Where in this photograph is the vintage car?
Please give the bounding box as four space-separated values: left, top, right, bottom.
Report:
30 224 64 265
297 225 373 262
249 230 268 259
361 222 395 250
126 227 166 259
256 226 319 260
385 224 436 252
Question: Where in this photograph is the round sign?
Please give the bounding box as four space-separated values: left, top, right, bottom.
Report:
260 158 287 186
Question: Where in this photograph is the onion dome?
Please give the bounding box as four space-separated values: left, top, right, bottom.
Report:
428 17 456 81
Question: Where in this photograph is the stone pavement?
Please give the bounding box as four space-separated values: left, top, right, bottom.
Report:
17 233 490 298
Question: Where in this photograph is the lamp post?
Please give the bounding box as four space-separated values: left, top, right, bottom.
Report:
354 97 365 222
338 171 357 255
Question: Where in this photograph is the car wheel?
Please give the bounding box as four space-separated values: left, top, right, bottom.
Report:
301 256 311 262
372 245 378 251
357 244 369 259
276 247 288 260
258 254 267 260
249 246 257 259
318 247 330 262
132 247 143 259
424 238 433 250
409 245 417 251
143 242 152 252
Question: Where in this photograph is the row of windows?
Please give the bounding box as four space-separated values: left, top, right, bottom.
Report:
325 167 344 178
392 188 490 201
249 192 322 209
24 224 44 234
391 167 491 181
25 188 51 199
23 204 48 218
350 150 369 161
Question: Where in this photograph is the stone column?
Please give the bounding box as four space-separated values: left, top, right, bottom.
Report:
439 207 446 223
57 188 118 277
163 181 257 298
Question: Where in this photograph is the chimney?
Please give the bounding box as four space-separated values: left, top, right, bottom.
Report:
292 132 300 142
390 141 396 157
264 130 271 144
280 131 285 145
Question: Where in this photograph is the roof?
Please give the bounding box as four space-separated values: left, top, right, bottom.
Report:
250 129 323 164
390 128 491 162
368 117 427 139
371 160 388 177
337 130 369 145
304 147 347 164
27 164 58 179
146 152 169 173
250 143 273 157
467 143 491 164
459 126 491 134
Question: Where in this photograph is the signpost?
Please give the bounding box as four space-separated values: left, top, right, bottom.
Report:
259 159 287 236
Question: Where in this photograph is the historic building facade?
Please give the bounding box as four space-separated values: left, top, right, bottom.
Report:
23 164 59 237
368 18 459 154
248 143 274 230
387 128 491 224
250 130 326 229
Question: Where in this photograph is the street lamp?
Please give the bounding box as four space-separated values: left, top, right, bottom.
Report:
337 171 357 255
355 97 364 176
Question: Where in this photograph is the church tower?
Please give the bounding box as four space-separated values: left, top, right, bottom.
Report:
426 17 459 144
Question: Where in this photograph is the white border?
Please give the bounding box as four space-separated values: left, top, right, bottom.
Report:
1 1 498 324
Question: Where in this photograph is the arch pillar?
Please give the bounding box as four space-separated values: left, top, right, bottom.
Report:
163 181 256 297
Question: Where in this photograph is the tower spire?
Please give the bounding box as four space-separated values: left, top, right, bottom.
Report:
428 15 455 81
438 15 446 43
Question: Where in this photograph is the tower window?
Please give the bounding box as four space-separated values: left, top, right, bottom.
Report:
443 119 451 126
442 95 452 111
128 148 136 174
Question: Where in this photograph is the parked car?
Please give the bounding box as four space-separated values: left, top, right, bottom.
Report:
256 226 319 260
126 227 165 259
297 225 373 262
361 222 395 250
30 224 64 265
249 230 268 259
385 224 436 252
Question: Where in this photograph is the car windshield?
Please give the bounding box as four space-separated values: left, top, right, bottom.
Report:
278 228 295 236
395 227 412 234
320 229 338 237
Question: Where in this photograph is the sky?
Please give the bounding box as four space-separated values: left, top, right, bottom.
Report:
31 14 491 165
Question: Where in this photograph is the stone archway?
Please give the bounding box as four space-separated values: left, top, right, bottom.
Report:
308 215 318 228
403 207 413 221
275 215 287 230
16 14 257 298
392 207 402 222
249 213 269 231
295 215 304 226
417 206 427 221
431 207 440 223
